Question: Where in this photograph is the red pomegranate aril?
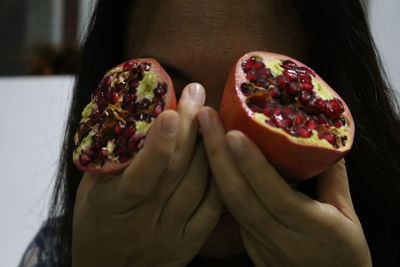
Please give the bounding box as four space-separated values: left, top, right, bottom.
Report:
139 98 151 110
124 93 137 103
79 154 92 166
283 117 293 126
254 62 265 70
154 105 164 116
114 122 124 135
298 91 313 105
103 75 113 88
127 135 142 150
283 69 298 81
246 70 257 82
287 82 301 96
123 61 135 71
123 124 136 137
242 59 255 72
276 75 290 87
296 127 312 138
295 67 307 76
320 133 336 144
314 98 326 113
294 113 304 125
333 119 342 128
271 115 287 128
111 91 120 104
115 82 126 92
299 74 312 83
326 99 345 119
154 83 167 97
129 79 140 88
305 120 318 130
259 68 271 78
282 105 295 116
268 86 281 99
301 81 314 91
282 60 297 69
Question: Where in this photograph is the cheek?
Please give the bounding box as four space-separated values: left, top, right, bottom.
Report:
198 213 244 258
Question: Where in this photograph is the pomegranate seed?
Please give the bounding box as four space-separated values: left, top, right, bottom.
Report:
287 82 301 96
268 86 281 99
254 62 265 70
114 122 125 135
301 81 314 91
123 61 135 71
340 117 346 126
295 67 307 76
328 99 345 118
124 93 137 103
283 117 293 126
282 60 297 69
298 91 312 105
317 114 329 125
115 82 126 91
276 75 290 87
79 154 92 166
111 91 120 104
305 97 318 111
123 124 136 137
246 70 257 82
283 69 298 81
299 74 312 83
249 104 263 113
154 104 164 116
320 133 336 144
282 105 295 116
271 115 287 128
305 120 318 130
294 113 304 125
128 135 142 149
258 68 271 78
296 127 312 138
333 119 342 128
129 79 140 88
314 99 326 113
242 59 255 72
305 67 316 77
139 98 151 110
154 83 167 97
138 63 150 72
102 75 113 88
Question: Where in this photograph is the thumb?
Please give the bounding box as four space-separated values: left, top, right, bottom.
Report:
316 159 357 220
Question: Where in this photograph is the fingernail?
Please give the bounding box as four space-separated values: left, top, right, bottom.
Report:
227 132 244 157
188 83 205 105
197 109 211 132
162 112 179 135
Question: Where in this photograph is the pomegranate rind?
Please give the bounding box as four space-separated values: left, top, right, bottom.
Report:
219 51 355 181
73 58 176 175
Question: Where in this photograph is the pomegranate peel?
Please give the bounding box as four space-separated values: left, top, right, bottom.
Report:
73 58 176 175
219 51 355 181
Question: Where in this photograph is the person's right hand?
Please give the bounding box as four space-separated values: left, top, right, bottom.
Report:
72 83 222 267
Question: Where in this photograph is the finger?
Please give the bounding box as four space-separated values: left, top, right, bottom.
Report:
152 83 205 199
110 110 180 209
160 143 209 226
316 159 357 220
225 130 321 226
197 107 274 227
184 178 223 241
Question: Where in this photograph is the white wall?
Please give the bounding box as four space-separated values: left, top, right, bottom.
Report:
369 0 400 96
0 76 74 267
1 1 400 267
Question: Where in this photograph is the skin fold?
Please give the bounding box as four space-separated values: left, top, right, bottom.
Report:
72 0 372 266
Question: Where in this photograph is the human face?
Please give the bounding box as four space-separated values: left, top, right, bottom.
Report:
126 0 309 259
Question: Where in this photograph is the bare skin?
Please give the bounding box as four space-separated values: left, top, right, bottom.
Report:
72 0 372 266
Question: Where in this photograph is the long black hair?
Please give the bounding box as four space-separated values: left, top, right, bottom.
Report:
48 1 400 266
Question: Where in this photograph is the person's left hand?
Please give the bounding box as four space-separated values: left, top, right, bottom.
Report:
197 107 372 267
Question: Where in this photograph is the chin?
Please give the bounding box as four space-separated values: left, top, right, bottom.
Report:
198 213 244 258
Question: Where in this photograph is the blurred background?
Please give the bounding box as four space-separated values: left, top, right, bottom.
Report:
0 0 399 266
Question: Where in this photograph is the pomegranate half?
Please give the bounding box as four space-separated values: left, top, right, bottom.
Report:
73 58 176 175
220 51 355 181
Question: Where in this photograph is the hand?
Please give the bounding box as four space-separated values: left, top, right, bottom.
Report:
198 107 372 267
72 84 222 267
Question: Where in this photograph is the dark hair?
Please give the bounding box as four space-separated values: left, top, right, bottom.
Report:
48 0 400 266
